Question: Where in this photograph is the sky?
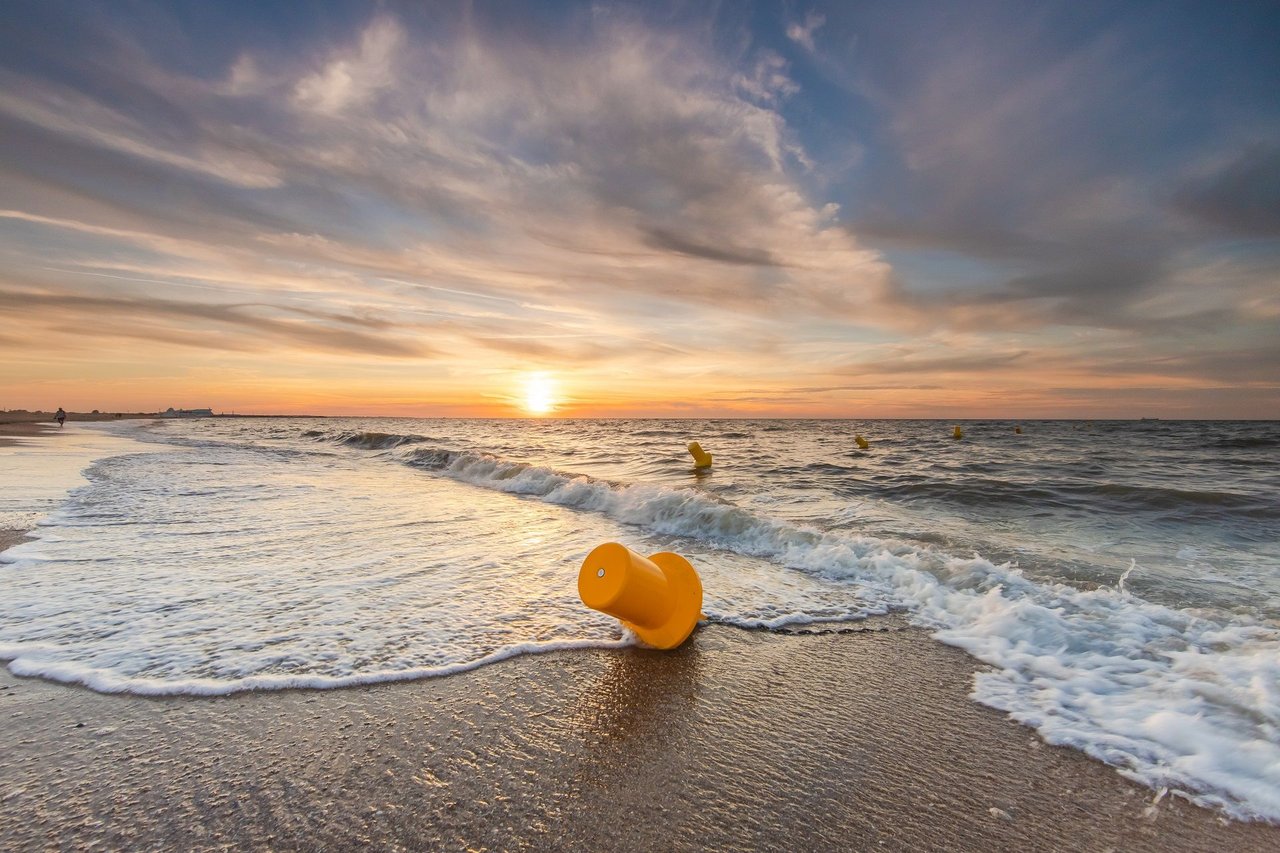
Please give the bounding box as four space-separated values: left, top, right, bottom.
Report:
1 0 1277 418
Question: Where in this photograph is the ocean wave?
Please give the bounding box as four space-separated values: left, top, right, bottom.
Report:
1212 435 1280 449
866 477 1276 519
1078 482 1276 518
396 444 876 559
336 430 429 450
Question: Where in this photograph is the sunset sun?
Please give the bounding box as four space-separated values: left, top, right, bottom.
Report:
522 373 557 416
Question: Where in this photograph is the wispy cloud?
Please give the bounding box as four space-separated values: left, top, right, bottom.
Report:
786 11 826 53
294 16 404 114
0 287 434 357
1174 144 1280 238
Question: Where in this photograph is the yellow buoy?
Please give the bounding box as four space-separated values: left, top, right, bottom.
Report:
688 441 713 469
953 425 964 440
855 434 869 450
1014 425 1022 434
578 542 703 649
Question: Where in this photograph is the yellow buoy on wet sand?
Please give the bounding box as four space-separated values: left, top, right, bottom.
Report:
578 542 703 649
953 425 964 440
855 434 870 450
688 441 713 468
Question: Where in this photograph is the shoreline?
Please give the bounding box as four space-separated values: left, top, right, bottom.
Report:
1 616 1276 850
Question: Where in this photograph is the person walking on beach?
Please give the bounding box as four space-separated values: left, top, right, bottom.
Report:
55 407 66 427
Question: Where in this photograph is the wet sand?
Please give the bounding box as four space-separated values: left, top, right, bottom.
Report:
2 618 1276 851
0 529 29 553
0 412 153 445
0 421 57 446
0 412 152 424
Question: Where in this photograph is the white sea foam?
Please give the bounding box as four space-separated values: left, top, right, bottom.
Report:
0 438 871 698
1 421 1278 822
2 637 632 696
0 427 151 533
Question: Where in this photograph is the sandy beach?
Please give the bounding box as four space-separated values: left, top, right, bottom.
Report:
1 607 1276 851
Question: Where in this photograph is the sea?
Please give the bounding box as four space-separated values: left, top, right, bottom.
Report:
1 417 1278 821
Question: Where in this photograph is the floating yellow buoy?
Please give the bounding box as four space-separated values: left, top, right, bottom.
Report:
953 425 964 440
578 542 703 649
855 434 869 450
1014 425 1022 434
688 441 713 468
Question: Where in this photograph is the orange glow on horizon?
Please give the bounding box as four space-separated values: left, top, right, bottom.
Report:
3 344 1277 420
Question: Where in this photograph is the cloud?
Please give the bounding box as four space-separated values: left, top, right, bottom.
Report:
843 349 1029 376
0 85 284 189
853 220 1053 261
786 11 826 53
0 288 434 358
1174 144 1280 238
465 332 679 364
2 6 901 330
294 16 404 113
1000 255 1166 309
641 226 781 267
734 51 800 102
825 3 1280 347
1083 343 1280 385
360 18 890 315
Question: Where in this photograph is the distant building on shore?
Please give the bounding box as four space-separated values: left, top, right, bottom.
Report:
160 407 214 418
